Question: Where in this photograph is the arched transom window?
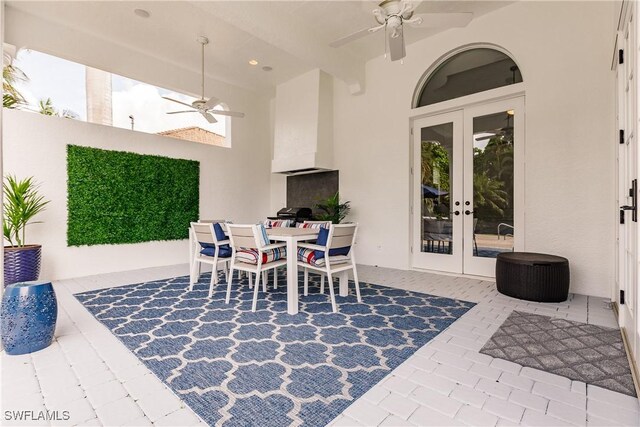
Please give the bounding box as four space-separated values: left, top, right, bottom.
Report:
416 48 522 108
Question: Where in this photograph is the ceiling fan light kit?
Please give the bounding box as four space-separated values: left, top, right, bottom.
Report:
162 36 245 124
330 0 473 62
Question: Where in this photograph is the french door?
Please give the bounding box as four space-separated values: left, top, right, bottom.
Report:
412 111 464 273
412 97 524 277
617 1 639 373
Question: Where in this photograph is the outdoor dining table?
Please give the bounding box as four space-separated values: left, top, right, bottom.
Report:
267 227 351 315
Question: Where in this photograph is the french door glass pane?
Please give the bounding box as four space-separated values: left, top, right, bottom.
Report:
421 123 454 254
472 111 514 258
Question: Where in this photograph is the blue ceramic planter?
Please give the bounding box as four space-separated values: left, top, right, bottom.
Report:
1 281 57 355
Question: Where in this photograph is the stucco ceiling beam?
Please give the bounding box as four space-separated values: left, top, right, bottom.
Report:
189 1 366 94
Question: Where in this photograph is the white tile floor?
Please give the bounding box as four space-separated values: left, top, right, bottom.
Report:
1 264 638 427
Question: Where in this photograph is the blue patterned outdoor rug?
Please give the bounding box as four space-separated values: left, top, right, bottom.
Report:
75 273 474 426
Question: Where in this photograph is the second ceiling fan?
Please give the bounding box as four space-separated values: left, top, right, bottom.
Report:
330 0 473 61
163 36 245 124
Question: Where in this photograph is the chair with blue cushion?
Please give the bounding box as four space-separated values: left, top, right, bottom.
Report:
297 223 361 313
225 224 287 312
296 221 332 288
189 219 226 277
190 221 232 297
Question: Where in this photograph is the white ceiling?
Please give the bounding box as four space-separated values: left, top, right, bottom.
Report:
6 1 513 93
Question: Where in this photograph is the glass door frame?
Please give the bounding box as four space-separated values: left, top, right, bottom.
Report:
410 92 525 277
411 111 464 273
463 97 525 277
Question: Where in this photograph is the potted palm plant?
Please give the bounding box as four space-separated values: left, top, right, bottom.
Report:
3 175 50 286
315 192 351 224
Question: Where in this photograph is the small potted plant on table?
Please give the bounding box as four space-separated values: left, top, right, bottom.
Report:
3 175 50 286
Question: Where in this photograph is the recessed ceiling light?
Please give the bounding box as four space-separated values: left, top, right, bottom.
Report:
248 59 259 66
262 66 273 72
134 9 151 18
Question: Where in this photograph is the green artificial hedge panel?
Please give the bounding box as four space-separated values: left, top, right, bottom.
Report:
67 145 199 246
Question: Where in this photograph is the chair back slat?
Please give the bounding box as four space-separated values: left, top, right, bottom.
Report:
328 224 357 249
226 224 258 249
329 234 354 248
191 222 215 244
199 219 225 224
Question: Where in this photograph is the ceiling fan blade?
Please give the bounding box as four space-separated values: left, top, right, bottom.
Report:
208 109 245 118
410 13 473 28
476 134 498 141
476 130 514 141
477 125 513 134
388 26 406 62
162 96 194 109
204 96 220 109
202 112 218 124
330 25 381 48
166 110 195 114
402 1 419 16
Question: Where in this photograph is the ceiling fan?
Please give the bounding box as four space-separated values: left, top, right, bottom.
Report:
163 36 245 124
476 112 514 141
475 128 513 142
330 0 473 61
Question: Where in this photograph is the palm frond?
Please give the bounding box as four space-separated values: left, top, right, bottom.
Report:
3 175 50 247
315 192 351 224
2 65 28 109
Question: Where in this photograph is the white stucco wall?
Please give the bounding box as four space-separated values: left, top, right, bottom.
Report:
3 6 274 281
3 109 272 280
330 1 617 297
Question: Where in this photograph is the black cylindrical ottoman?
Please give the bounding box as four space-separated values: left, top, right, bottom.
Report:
496 252 570 302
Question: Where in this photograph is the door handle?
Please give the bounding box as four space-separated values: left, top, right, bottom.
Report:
621 179 638 222
452 211 460 216
465 210 474 215
632 179 637 222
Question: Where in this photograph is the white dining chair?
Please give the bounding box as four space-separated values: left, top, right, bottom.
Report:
190 221 232 297
297 223 361 313
225 224 287 312
188 219 227 273
295 220 332 289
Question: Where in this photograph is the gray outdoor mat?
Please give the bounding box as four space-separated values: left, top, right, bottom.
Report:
480 310 637 397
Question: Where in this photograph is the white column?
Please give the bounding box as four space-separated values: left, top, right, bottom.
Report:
86 66 112 126
1 0 5 290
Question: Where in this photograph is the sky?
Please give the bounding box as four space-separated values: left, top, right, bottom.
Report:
13 49 226 137
15 49 87 119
